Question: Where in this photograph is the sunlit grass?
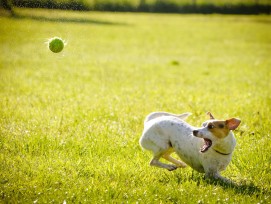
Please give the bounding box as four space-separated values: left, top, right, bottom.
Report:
0 8 271 203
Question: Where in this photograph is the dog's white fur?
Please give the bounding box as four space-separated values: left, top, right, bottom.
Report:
139 112 241 182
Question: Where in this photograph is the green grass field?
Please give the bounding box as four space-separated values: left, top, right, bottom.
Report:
0 8 271 203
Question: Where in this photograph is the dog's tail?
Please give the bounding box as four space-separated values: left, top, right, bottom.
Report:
144 112 191 125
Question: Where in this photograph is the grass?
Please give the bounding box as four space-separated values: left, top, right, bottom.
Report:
0 8 271 203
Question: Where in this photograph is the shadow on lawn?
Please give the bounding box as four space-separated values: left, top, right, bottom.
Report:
204 178 267 196
9 11 129 26
162 171 267 196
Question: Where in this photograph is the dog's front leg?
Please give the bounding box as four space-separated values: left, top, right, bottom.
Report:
205 171 232 184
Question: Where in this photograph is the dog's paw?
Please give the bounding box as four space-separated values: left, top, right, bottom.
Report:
167 165 178 171
205 173 233 185
219 177 233 184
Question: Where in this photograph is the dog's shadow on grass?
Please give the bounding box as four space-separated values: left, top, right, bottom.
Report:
169 172 267 196
203 177 266 196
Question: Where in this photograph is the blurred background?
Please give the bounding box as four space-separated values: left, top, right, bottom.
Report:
1 0 271 14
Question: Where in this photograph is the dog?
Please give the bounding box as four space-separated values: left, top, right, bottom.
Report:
139 112 241 182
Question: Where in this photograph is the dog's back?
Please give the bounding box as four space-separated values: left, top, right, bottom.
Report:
141 112 192 152
141 112 193 151
144 112 191 125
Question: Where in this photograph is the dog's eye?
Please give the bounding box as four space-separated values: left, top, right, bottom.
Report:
208 124 214 129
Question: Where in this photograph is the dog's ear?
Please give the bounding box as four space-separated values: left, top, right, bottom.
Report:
207 112 215 119
226 118 241 130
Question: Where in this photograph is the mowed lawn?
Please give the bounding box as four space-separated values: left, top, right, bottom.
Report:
0 8 271 203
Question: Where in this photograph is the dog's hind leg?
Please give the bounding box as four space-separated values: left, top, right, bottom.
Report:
150 150 178 171
162 149 187 168
150 157 178 171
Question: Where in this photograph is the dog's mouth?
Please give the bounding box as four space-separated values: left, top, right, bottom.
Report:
201 138 212 153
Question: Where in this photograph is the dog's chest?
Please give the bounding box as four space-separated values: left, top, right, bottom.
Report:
173 137 204 172
170 132 205 172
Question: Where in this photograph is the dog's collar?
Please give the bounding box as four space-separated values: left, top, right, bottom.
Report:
214 149 231 155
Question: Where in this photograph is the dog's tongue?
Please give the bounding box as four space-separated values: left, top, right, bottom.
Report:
201 139 212 152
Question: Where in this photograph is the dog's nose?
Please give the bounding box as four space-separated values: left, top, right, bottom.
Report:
193 130 199 136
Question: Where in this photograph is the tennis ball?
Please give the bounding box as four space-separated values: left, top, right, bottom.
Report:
48 37 65 53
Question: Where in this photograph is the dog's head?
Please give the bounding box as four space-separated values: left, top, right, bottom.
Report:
193 112 241 153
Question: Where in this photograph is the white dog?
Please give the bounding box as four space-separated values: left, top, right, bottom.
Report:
139 112 241 182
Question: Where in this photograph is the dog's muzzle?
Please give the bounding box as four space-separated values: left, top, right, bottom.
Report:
192 130 212 153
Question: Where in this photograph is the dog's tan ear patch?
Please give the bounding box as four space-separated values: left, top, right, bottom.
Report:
226 118 241 130
207 112 215 119
210 121 230 138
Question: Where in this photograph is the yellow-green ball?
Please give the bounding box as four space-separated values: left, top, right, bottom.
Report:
48 37 64 53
